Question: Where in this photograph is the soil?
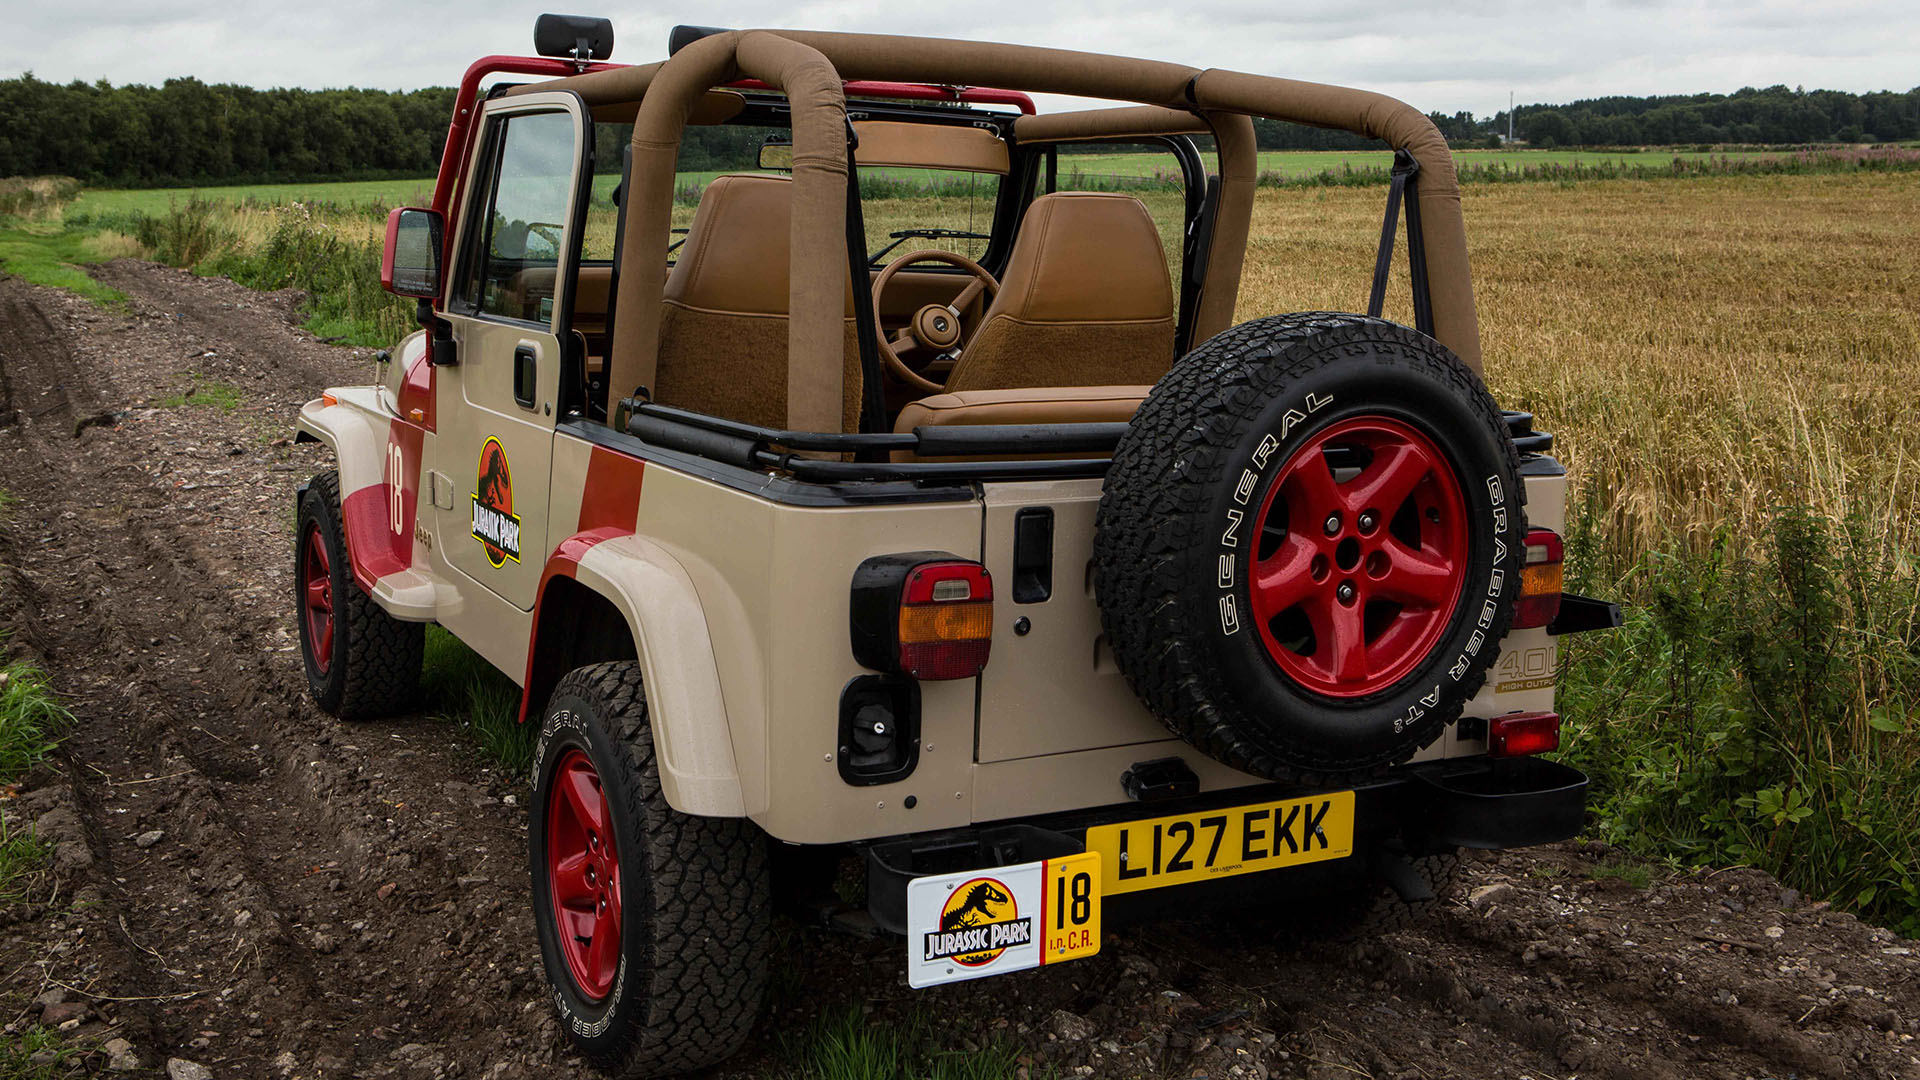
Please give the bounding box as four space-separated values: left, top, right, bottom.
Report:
2 262 1918 1080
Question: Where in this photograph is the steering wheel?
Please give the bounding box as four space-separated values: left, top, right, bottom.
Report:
871 249 999 395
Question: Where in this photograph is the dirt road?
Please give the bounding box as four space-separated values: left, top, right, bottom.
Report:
2 263 1918 1080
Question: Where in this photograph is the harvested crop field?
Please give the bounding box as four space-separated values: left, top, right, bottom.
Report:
1 171 1918 1080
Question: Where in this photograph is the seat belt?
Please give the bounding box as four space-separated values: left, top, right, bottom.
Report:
1367 149 1435 337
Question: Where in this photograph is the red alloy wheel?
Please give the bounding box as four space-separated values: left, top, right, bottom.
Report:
300 526 335 675
1247 416 1468 699
546 748 623 1001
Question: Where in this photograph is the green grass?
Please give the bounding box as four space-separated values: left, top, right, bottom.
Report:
0 222 128 306
0 817 50 903
0 654 69 899
1587 860 1656 889
778 1007 1039 1080
68 177 438 218
422 626 531 776
157 376 243 410
0 1025 77 1080
0 655 71 780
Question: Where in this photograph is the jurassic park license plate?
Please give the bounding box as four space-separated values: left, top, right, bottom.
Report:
1083 791 1356 896
906 852 1102 988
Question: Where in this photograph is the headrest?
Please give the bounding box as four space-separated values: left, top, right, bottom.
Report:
989 193 1174 324
665 174 794 316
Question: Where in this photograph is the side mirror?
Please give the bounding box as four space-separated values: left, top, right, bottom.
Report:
758 137 794 172
381 207 444 299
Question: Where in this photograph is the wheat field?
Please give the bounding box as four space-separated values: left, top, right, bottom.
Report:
1222 172 1920 574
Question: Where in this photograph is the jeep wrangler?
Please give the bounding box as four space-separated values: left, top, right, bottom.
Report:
292 14 1618 1075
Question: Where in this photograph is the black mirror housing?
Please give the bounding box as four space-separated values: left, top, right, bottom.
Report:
535 14 614 62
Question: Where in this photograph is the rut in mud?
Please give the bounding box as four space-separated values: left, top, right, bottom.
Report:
1 262 1918 1080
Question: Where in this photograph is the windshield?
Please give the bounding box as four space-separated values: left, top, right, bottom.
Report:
662 122 1003 267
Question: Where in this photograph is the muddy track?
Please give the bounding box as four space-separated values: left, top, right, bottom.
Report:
2 263 1919 1080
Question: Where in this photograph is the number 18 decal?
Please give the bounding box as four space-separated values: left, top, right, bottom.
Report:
1041 852 1101 965
387 440 406 535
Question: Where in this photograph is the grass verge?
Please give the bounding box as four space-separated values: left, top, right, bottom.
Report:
421 626 531 776
0 222 128 306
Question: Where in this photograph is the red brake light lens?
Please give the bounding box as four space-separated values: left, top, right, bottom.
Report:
1488 711 1561 757
896 562 993 680
1512 527 1564 629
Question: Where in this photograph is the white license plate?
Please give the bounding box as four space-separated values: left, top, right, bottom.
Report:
905 851 1101 988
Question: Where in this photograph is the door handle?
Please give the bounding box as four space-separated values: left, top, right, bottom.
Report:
513 344 537 409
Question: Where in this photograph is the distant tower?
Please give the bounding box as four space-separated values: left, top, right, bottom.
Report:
1508 91 1515 144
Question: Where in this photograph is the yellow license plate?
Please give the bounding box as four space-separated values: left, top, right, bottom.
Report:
1083 791 1355 895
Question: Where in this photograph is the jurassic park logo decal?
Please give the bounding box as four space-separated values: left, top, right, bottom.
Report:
471 437 522 567
922 877 1032 967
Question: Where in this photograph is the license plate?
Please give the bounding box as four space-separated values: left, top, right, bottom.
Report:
905 851 1101 988
1083 791 1355 895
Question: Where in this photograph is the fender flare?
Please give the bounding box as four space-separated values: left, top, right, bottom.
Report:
532 533 747 817
294 394 411 593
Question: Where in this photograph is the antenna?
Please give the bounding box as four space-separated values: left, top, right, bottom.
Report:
1508 91 1515 144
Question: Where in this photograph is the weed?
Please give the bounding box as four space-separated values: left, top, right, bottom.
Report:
777 1007 1036 1080
0 176 81 221
0 656 71 780
0 816 50 902
132 196 236 266
421 626 530 776
1587 860 1656 889
158 377 243 410
0 1025 76 1080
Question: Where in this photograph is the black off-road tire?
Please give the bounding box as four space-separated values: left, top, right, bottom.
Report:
530 662 770 1077
1095 313 1525 785
296 470 423 719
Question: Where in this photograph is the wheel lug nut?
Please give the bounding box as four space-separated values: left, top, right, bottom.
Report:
1337 582 1356 604
1358 511 1377 533
1323 513 1342 536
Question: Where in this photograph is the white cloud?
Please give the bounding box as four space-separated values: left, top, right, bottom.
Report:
1 0 1913 118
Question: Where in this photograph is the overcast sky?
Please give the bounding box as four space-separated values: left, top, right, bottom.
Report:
5 1 1915 118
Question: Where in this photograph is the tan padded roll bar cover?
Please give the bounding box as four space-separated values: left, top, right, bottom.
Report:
1011 106 1211 142
609 31 849 433
1188 70 1479 368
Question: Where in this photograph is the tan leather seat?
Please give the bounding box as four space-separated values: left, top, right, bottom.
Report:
890 386 1149 461
655 174 862 432
941 192 1176 395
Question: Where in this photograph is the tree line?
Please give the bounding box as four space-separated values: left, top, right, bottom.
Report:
3 72 1916 189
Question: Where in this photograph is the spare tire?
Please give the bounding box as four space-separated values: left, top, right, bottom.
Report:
1094 313 1525 785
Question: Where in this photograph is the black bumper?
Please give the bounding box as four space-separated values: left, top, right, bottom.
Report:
864 757 1586 934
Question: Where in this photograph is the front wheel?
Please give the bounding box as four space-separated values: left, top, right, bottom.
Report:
296 470 421 719
529 662 770 1076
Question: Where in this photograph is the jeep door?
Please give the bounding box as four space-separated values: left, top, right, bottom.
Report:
436 92 590 609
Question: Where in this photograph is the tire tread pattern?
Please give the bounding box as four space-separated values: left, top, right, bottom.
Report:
305 470 422 720
556 661 770 1078
1095 314 1523 785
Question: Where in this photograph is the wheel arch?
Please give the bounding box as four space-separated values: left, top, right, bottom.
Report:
526 532 747 817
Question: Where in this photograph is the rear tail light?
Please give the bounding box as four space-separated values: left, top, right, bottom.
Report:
851 554 993 681
1512 527 1563 629
1488 711 1561 757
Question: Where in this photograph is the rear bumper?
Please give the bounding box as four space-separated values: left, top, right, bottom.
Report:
863 756 1587 933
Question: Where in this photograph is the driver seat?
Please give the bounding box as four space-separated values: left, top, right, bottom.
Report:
940 192 1177 394
654 174 863 432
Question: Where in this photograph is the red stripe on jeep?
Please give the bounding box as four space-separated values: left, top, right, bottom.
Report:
576 445 645 535
339 419 424 592
398 350 434 431
519 525 640 724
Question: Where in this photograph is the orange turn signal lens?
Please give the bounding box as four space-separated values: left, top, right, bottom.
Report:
898 600 993 645
320 392 339 407
1513 528 1564 629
